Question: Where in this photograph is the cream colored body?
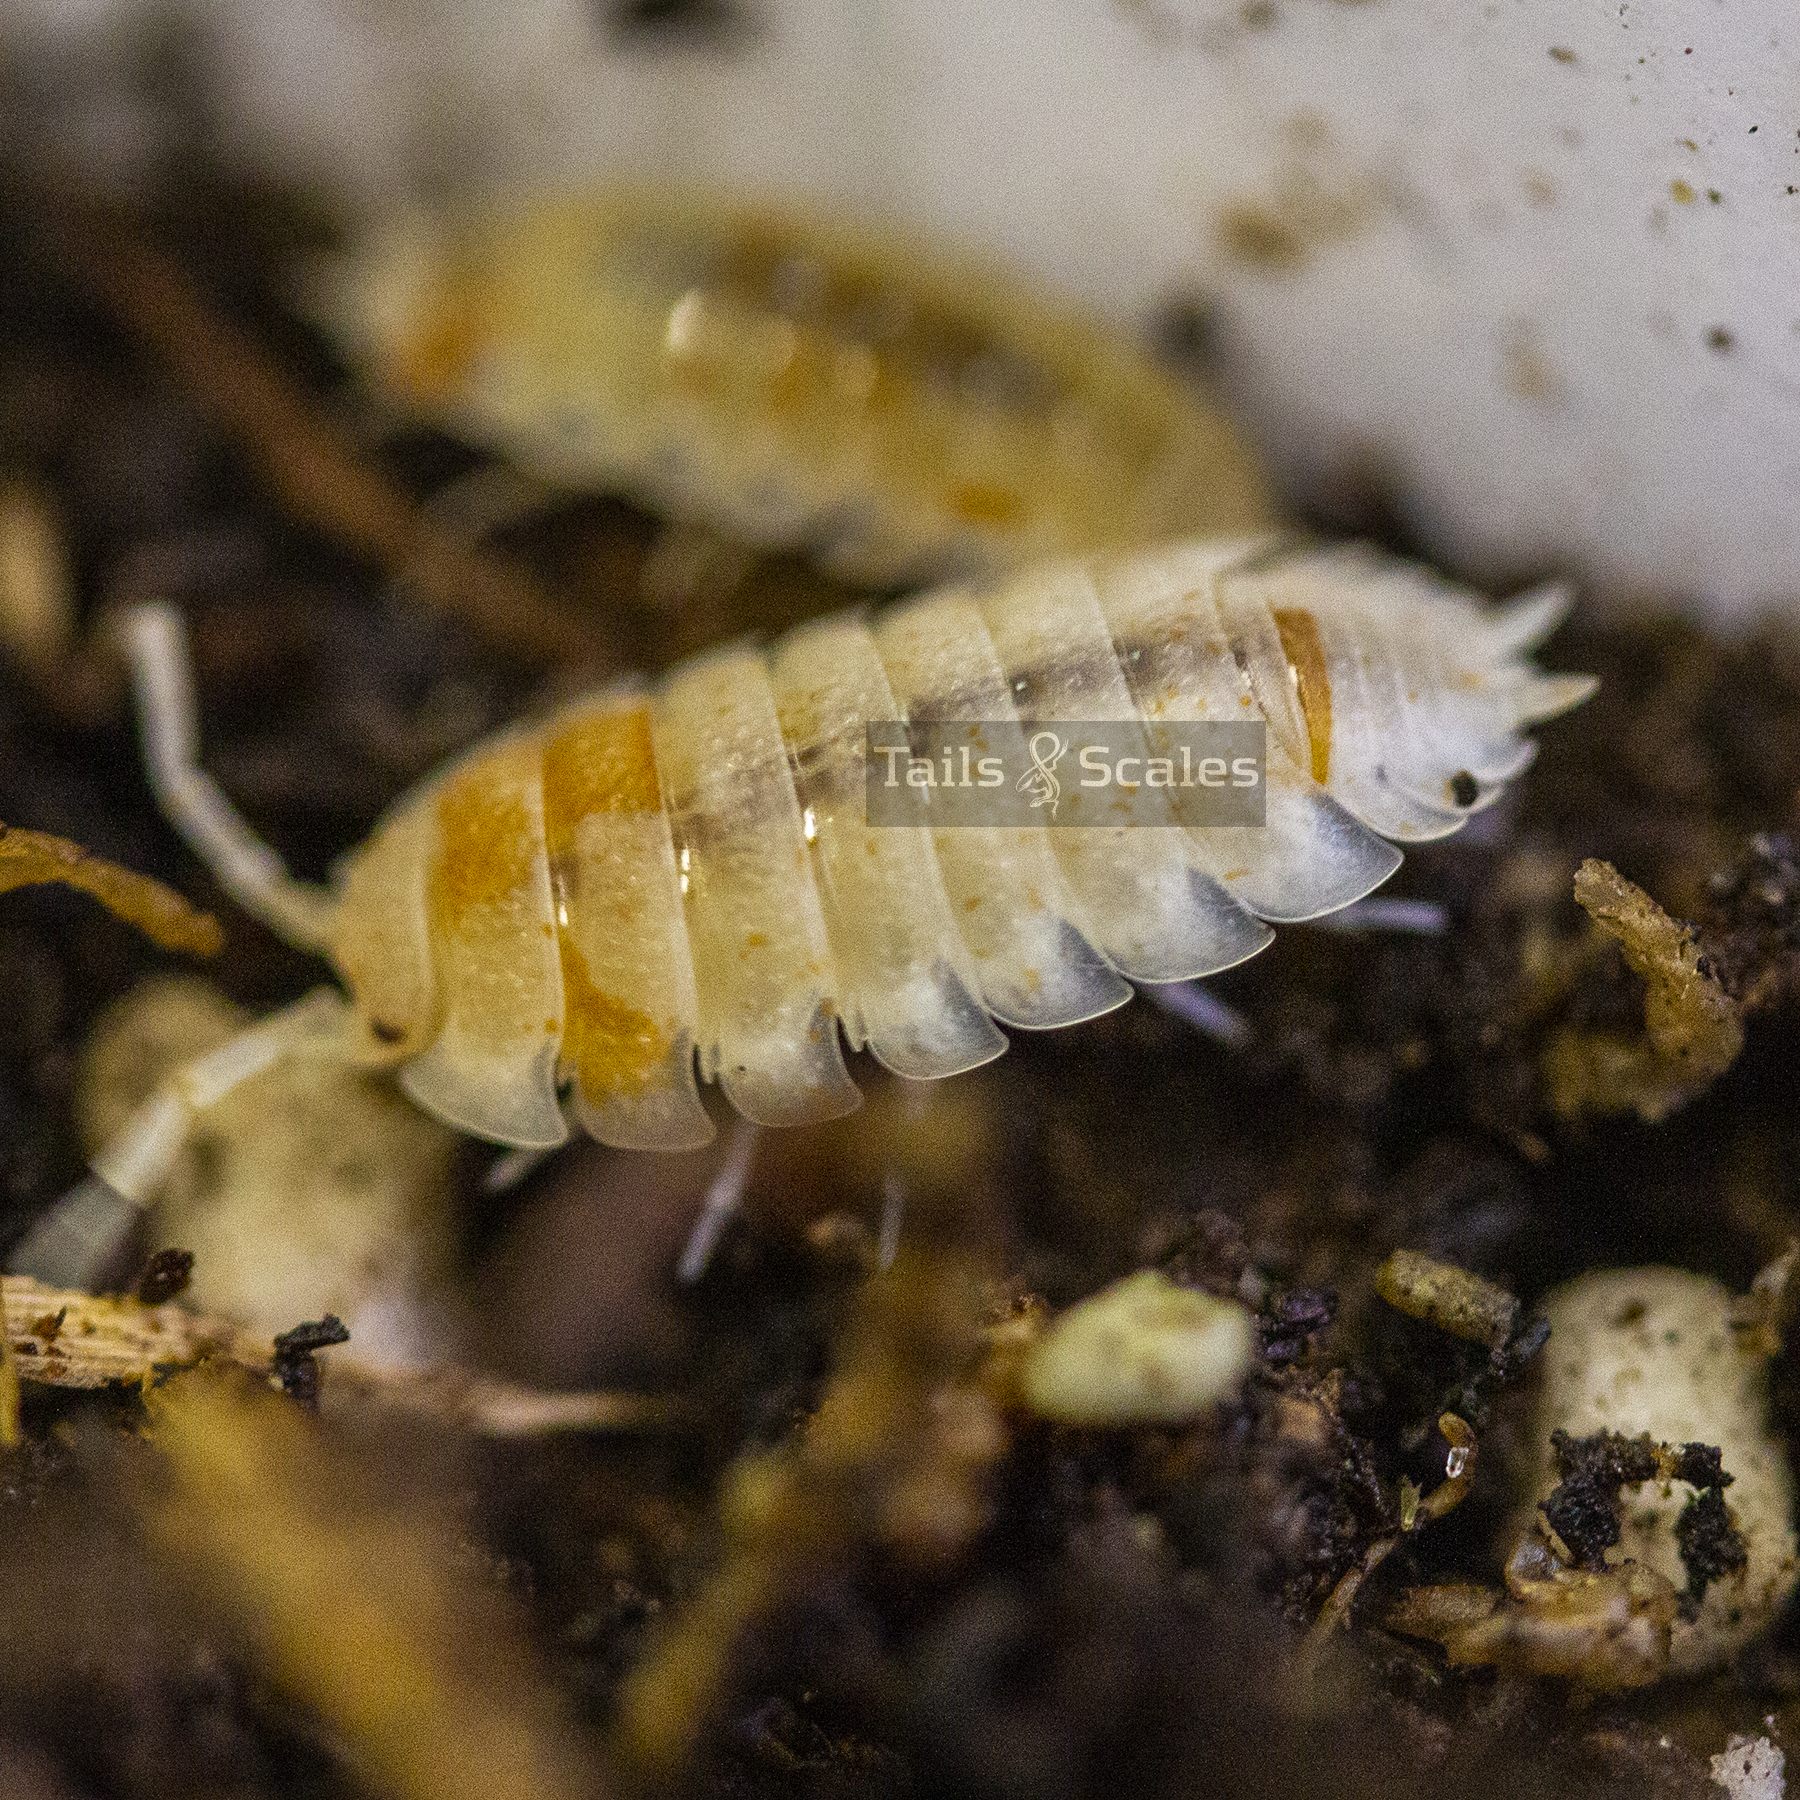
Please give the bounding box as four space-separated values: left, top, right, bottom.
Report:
322 189 1276 585
324 535 1591 1151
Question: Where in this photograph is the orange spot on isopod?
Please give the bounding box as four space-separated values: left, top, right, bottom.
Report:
1272 606 1333 785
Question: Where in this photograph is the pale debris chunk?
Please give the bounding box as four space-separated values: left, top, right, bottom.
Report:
1526 1267 1799 1676
1436 1549 1681 1690
78 977 460 1371
0 477 76 672
1713 1736 1786 1800
1545 858 1743 1123
1388 1263 1800 1687
1022 1268 1254 1425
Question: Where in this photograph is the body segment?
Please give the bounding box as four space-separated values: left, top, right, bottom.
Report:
7 534 1592 1292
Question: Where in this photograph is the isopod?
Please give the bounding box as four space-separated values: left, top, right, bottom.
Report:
10 533 1593 1290
316 187 1276 583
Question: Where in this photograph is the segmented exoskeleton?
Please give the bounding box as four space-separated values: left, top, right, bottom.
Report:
8 531 1591 1295
339 531 1589 1149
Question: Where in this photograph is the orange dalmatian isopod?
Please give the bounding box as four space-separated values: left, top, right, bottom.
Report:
8 532 1591 1292
315 186 1279 583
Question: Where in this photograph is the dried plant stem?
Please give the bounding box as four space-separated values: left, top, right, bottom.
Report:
49 209 598 663
0 822 222 955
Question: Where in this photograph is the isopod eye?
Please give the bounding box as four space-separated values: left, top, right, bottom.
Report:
354 1012 421 1064
1449 770 1479 808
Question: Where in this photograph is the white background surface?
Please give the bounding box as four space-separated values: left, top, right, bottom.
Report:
8 0 1798 621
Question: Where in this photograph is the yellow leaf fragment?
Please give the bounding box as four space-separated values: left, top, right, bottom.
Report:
147 1372 593 1800
0 822 222 955
1543 857 1743 1123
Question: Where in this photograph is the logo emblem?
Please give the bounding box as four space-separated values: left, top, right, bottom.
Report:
1018 730 1066 815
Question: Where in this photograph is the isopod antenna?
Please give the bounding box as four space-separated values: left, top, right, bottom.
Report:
120 603 338 953
8 605 348 1289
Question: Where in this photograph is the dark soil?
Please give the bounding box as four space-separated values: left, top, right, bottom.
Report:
1 161 1798 1800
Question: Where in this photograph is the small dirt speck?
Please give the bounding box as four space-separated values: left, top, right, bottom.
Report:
136 1246 194 1303
1216 206 1307 273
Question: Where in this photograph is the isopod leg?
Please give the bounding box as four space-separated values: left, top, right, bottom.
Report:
676 1119 762 1285
120 602 337 951
7 987 350 1290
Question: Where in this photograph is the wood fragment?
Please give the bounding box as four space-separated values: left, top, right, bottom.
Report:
3 1273 685 1437
44 207 600 664
2 1274 269 1388
1381 1582 1501 1644
1544 858 1744 1122
1374 1250 1520 1349
0 823 222 954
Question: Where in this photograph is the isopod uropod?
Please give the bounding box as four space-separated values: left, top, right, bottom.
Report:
11 532 1593 1291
